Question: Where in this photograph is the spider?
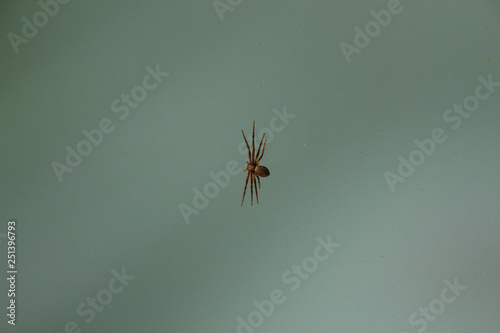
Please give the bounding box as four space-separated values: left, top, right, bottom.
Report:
241 121 270 206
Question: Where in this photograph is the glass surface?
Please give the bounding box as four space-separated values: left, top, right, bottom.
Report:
1 1 499 332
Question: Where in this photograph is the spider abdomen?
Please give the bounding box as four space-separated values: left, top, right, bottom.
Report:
255 165 270 177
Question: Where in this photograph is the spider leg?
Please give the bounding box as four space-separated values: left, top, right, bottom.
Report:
250 172 254 206
241 130 251 162
256 175 261 189
255 133 265 161
257 138 267 162
253 174 259 203
252 120 255 162
241 171 250 206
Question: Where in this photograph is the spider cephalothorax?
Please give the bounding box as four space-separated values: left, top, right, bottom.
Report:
241 121 270 206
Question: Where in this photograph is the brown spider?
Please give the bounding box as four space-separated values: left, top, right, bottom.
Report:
241 121 270 206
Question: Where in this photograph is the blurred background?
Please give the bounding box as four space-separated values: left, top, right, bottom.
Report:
0 0 499 332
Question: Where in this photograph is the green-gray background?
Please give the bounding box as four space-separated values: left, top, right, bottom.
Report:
1 0 499 332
